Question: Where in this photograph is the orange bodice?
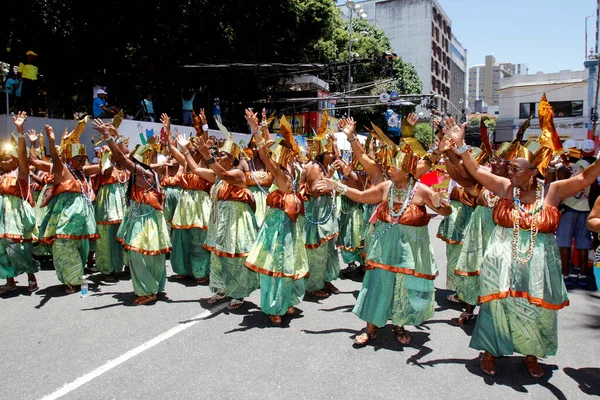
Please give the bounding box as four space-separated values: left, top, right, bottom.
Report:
450 185 480 207
493 198 560 233
266 189 305 222
179 172 212 192
42 179 95 207
245 171 274 188
215 181 255 210
91 169 129 192
161 174 180 187
0 176 35 206
131 184 165 211
374 202 431 226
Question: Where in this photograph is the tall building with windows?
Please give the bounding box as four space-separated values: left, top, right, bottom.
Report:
468 55 527 108
449 35 467 121
352 0 455 114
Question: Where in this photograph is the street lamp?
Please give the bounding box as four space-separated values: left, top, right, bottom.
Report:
345 0 367 117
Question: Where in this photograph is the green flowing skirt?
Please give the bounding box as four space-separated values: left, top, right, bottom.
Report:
204 200 258 256
0 193 37 241
337 197 366 264
469 227 568 358
248 186 269 227
303 195 339 247
116 201 171 254
95 183 127 223
52 238 89 286
210 252 259 299
163 185 182 225
454 206 495 305
128 250 166 296
437 200 474 291
38 192 98 244
0 239 39 279
245 208 309 314
96 224 124 275
171 188 211 230
170 228 210 278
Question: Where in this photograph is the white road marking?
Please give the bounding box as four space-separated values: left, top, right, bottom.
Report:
39 302 228 400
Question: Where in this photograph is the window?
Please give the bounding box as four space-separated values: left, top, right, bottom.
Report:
519 102 536 118
519 100 584 118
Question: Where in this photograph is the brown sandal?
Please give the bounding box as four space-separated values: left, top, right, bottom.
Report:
196 277 209 285
307 290 329 298
393 326 411 345
269 315 282 325
286 307 296 315
324 281 341 294
134 294 157 305
65 285 77 294
353 325 377 346
524 355 544 378
480 351 497 376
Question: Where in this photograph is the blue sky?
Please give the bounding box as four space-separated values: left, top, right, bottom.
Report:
338 0 597 74
438 0 596 73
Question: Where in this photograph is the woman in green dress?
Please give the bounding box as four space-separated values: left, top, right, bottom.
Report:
93 119 171 305
91 146 129 282
243 110 309 325
317 136 451 346
446 94 600 378
175 126 259 310
38 117 100 294
160 113 212 285
0 112 40 294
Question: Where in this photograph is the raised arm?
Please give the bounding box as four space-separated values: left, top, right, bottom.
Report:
317 177 387 205
174 133 215 181
549 157 600 205
26 128 52 172
339 117 383 182
194 136 245 186
445 117 509 197
12 111 30 180
245 108 291 190
45 125 63 177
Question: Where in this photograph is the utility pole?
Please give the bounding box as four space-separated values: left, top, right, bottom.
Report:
347 6 353 118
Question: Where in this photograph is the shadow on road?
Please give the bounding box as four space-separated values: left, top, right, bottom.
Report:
563 367 600 397
222 303 306 332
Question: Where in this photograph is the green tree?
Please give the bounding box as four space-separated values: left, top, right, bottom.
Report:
414 122 434 150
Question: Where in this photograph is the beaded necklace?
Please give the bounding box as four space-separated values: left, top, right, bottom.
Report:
371 179 417 241
248 159 270 195
512 180 543 264
340 171 368 215
114 167 128 207
484 189 499 209
66 164 94 206
129 164 159 218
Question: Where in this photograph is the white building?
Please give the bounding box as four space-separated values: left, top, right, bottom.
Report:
468 55 527 109
449 35 467 121
495 69 588 143
355 0 453 114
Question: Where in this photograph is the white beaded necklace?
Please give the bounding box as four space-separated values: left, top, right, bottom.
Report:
66 164 93 206
512 180 543 264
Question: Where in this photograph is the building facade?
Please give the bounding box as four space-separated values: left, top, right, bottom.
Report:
449 34 467 121
495 69 589 143
468 55 527 109
355 0 454 114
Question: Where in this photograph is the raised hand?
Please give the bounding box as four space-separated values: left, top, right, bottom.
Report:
199 108 208 125
176 132 190 148
160 113 171 132
407 112 419 126
25 129 38 143
445 117 465 145
244 108 260 132
332 159 352 178
91 118 111 138
12 111 27 132
44 124 55 141
194 136 211 159
338 117 356 139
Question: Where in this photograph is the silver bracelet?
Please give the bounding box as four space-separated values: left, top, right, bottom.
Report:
336 182 348 195
347 135 358 143
202 124 209 132
455 143 470 155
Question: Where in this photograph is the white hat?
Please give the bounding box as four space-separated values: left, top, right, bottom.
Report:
97 89 107 95
562 139 578 149
582 139 596 154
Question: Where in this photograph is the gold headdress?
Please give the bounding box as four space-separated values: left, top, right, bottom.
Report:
269 115 301 166
61 116 88 159
494 115 534 161
514 94 564 176
215 119 241 159
310 111 334 157
369 121 419 175
0 133 26 159
131 129 161 165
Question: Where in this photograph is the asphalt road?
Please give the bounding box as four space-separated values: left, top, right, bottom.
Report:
2 216 600 400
